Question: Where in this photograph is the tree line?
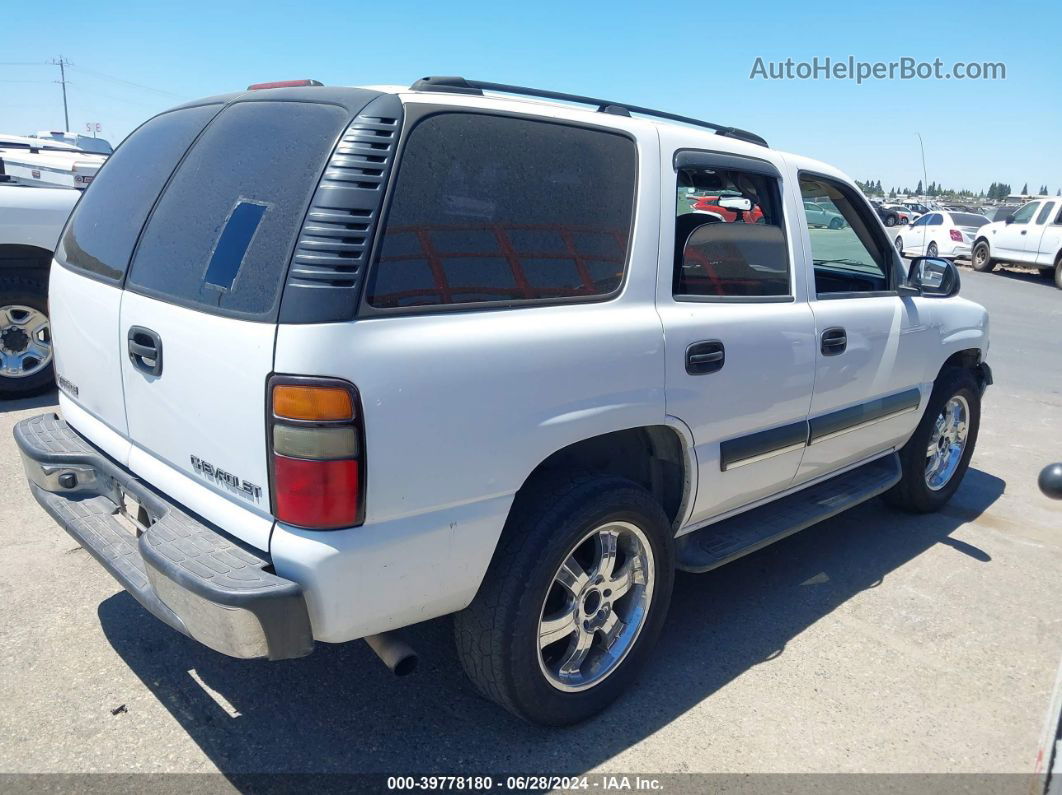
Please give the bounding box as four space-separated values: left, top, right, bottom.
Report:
855 178 1059 200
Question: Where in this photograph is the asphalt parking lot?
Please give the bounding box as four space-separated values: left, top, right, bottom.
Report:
0 267 1060 782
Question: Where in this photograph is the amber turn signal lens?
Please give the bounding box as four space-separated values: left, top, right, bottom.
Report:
273 384 354 421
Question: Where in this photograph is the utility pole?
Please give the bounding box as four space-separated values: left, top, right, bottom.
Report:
915 132 929 200
51 55 71 131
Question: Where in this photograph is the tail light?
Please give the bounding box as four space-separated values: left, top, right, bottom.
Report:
268 376 364 529
949 229 963 242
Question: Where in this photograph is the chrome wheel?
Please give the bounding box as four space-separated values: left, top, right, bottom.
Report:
537 521 654 692
0 305 51 379
925 395 969 491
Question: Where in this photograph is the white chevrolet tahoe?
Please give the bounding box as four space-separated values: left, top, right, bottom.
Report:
0 183 79 396
14 77 992 726
971 199 1062 288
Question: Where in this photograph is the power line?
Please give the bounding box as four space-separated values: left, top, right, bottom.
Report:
69 65 186 99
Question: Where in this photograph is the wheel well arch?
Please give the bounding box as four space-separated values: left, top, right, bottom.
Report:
938 347 990 391
0 244 53 271
516 425 691 530
972 235 990 250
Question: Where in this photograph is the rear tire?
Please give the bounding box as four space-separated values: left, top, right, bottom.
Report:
971 241 995 272
885 368 980 513
927 242 938 258
1054 256 1062 290
885 215 897 227
894 235 904 253
0 272 53 399
454 471 675 726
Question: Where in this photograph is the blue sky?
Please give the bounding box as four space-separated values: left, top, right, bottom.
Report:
2 0 1059 194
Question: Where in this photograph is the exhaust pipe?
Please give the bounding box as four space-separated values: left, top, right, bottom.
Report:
364 632 418 676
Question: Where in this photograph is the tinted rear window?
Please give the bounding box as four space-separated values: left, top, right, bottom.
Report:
127 101 348 320
951 213 988 227
57 104 220 282
366 113 636 309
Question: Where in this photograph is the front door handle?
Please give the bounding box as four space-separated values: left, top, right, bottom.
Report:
686 340 725 375
128 326 163 376
821 327 847 356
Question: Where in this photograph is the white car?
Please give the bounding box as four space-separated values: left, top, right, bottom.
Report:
14 76 991 726
0 184 80 396
894 210 990 260
971 199 1062 288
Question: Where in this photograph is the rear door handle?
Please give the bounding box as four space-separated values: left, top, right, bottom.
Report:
128 326 163 376
821 327 847 356
686 340 725 375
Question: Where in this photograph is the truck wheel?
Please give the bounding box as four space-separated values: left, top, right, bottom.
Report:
454 472 674 726
0 273 53 399
971 241 995 272
885 368 980 513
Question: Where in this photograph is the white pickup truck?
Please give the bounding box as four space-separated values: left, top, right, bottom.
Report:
972 199 1062 288
14 77 992 726
0 183 79 396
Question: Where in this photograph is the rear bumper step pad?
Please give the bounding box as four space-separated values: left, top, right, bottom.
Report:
676 453 902 573
14 413 312 661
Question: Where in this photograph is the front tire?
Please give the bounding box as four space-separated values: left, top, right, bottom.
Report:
885 215 897 227
1054 256 1062 290
885 368 980 513
0 272 54 399
454 472 675 726
895 235 904 254
971 241 995 272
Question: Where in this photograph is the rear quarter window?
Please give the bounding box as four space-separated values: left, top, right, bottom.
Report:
126 101 349 320
57 104 220 282
366 112 637 310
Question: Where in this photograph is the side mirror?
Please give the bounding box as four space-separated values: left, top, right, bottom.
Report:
1004 215 1015 224
907 256 960 297
717 196 752 212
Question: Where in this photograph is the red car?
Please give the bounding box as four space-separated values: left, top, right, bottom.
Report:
690 194 764 223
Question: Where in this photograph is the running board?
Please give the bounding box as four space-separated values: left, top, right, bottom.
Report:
676 453 902 573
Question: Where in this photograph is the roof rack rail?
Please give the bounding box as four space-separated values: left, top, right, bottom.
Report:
408 76 768 148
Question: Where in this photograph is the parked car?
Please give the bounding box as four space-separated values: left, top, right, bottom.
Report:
0 184 80 397
873 203 901 227
884 204 916 224
802 200 847 228
14 76 991 726
971 200 1062 287
894 211 990 260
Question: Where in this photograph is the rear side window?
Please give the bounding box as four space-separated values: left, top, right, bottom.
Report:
127 101 348 320
366 113 636 309
674 165 789 299
57 104 219 282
